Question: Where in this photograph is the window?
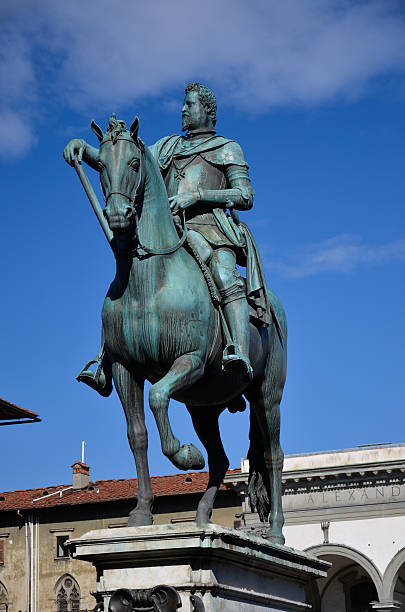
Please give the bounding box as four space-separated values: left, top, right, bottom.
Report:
55 575 81 612
70 586 80 610
56 536 69 558
57 587 68 612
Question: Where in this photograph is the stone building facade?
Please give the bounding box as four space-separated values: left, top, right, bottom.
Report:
1 443 405 611
227 443 405 611
0 463 240 612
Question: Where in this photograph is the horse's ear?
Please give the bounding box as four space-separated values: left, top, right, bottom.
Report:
130 116 139 142
91 120 103 142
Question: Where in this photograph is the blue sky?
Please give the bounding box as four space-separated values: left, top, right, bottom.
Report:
1 0 405 493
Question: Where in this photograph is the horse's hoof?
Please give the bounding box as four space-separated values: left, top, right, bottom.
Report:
171 443 205 471
126 510 154 527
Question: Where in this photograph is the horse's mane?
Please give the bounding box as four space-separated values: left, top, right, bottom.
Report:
143 142 172 205
104 113 127 144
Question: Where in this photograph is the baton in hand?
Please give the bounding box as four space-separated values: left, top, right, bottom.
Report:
73 155 113 245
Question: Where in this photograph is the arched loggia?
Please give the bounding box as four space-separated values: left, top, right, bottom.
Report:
305 543 383 611
382 546 405 603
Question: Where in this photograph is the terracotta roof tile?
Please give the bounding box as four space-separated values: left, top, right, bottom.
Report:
0 469 241 512
0 398 40 421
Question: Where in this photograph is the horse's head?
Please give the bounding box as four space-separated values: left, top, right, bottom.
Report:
92 114 144 233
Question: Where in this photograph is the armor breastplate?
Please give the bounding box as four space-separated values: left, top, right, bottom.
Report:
164 152 226 223
160 138 241 250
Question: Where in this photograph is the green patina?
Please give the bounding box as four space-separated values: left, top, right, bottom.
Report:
63 84 287 544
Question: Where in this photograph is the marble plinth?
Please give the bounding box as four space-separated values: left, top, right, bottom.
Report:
69 523 329 611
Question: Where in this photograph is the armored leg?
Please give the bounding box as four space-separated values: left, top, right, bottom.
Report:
210 248 252 380
187 229 213 263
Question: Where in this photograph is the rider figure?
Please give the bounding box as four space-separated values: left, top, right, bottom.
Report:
64 82 258 394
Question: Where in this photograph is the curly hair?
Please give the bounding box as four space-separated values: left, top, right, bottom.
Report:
185 82 217 127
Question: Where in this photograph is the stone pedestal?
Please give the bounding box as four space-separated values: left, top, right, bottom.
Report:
69 523 329 611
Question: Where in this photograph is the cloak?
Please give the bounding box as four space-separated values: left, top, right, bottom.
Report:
149 134 270 327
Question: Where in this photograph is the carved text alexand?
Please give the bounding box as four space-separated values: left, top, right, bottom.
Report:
283 484 404 510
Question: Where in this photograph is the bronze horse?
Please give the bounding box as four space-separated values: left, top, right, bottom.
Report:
78 116 287 543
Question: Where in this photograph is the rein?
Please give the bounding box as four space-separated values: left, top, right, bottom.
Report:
101 137 188 259
133 208 188 258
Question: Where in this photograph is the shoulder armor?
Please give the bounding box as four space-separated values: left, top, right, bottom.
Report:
222 141 248 166
201 139 248 167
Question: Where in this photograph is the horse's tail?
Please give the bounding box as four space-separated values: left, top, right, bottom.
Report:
247 288 287 523
247 409 271 522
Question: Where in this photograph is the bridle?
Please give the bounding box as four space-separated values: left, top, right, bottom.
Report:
100 136 188 258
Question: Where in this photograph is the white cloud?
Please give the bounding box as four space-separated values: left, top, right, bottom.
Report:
1 0 405 158
0 111 36 159
0 25 37 159
274 234 405 278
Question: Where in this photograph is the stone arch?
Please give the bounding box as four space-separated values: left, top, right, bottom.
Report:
382 546 405 600
55 574 81 611
305 578 321 612
305 543 383 601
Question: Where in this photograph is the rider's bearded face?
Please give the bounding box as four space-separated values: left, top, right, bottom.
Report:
182 91 211 132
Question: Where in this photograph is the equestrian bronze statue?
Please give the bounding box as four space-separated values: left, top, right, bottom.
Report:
63 83 287 544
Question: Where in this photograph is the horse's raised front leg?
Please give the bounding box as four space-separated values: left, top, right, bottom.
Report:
149 353 205 471
112 362 153 526
188 405 229 526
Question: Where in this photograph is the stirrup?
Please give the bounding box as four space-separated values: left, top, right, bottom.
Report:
76 353 113 397
222 344 253 381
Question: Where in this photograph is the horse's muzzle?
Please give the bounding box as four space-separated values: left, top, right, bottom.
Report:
104 203 133 231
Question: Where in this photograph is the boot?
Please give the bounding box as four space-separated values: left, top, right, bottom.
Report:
76 345 113 397
222 297 253 381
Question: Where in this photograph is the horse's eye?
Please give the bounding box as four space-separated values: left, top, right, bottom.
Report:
130 159 140 171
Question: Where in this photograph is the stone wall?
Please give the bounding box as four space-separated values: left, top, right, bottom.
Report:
0 493 241 612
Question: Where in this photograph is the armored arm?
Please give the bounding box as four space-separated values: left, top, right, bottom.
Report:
81 142 99 170
197 164 254 211
63 139 99 170
169 139 254 213
197 140 254 210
